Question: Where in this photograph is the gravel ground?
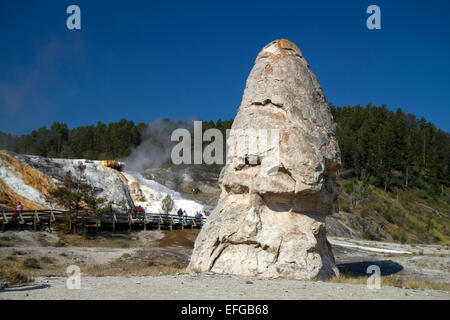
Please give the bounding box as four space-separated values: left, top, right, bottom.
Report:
1 231 449 300
1 273 449 300
330 237 450 283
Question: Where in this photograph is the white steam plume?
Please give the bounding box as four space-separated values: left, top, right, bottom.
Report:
123 119 192 172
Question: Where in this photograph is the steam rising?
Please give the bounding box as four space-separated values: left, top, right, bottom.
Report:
124 119 191 172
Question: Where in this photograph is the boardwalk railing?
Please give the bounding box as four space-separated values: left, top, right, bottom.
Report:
0 209 206 232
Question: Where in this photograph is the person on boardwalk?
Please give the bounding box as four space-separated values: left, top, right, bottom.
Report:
177 208 183 223
13 202 23 220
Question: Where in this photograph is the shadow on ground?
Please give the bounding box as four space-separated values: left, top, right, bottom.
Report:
337 260 404 276
0 284 50 293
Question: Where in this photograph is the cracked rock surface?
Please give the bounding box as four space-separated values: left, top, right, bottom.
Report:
188 39 341 279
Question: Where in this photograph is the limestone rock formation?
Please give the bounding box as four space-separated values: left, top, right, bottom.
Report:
188 39 341 279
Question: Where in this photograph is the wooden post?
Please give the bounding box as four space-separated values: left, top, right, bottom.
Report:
17 210 23 230
68 212 72 233
49 210 53 230
143 216 147 231
158 215 162 231
33 211 37 231
128 212 132 232
35 211 40 231
113 213 116 231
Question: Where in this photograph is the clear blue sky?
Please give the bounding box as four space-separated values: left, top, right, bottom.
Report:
1 0 449 135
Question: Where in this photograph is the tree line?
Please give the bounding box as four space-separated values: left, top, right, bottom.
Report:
331 104 449 193
0 104 449 193
0 119 146 160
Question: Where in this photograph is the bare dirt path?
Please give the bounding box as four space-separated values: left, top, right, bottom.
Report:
1 230 449 300
1 273 449 300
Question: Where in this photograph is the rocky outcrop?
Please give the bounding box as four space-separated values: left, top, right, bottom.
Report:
0 151 134 211
188 39 341 279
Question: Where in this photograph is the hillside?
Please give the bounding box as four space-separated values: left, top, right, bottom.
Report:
327 177 450 244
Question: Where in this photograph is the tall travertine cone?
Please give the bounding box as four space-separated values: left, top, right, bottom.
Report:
188 40 341 279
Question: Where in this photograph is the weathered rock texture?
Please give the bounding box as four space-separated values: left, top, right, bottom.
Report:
0 151 134 211
188 39 341 279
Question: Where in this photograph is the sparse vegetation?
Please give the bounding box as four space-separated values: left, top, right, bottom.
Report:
23 257 41 269
337 177 450 244
362 231 375 240
0 235 13 247
12 250 27 256
5 256 17 261
53 239 69 247
60 231 137 248
40 256 54 264
0 268 30 286
161 194 174 214
50 162 107 229
328 275 450 292
83 256 187 277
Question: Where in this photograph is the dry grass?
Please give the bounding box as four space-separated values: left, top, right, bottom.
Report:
328 275 450 292
0 235 13 247
82 256 188 277
57 232 140 249
0 268 31 285
0 259 32 285
0 253 67 286
23 257 41 269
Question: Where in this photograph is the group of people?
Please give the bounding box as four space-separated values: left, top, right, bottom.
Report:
177 208 187 223
133 205 205 222
11 201 205 223
177 208 204 222
194 211 204 220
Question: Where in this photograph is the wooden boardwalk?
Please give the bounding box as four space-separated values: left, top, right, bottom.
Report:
0 209 206 232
